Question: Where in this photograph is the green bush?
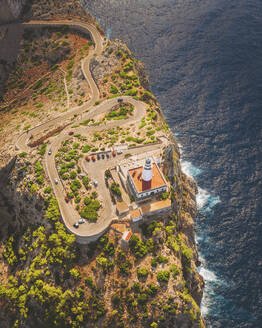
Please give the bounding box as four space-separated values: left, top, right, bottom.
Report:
44 186 52 194
82 144 91 153
125 88 137 96
67 60 74 70
111 293 121 307
170 264 179 278
160 191 169 200
129 235 149 259
70 170 77 179
157 270 170 283
138 293 148 304
85 276 94 288
96 256 114 273
82 176 89 189
70 179 81 192
145 284 158 296
69 268 81 280
137 267 149 278
157 255 169 264
38 143 47 155
109 85 118 94
19 152 27 158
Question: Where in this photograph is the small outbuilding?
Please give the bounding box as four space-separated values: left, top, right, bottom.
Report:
121 231 132 245
129 208 143 223
116 201 129 216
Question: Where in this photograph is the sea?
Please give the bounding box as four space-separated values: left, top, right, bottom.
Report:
82 0 262 327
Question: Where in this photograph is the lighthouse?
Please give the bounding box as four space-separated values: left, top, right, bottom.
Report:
142 158 152 184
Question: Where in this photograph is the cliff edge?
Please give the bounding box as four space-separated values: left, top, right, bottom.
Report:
0 1 205 327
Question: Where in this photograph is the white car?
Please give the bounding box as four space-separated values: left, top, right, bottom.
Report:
93 180 98 187
117 150 123 155
48 149 52 155
73 222 79 228
78 218 85 224
54 178 58 185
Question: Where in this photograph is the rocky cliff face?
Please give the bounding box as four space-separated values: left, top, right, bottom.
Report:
0 0 27 24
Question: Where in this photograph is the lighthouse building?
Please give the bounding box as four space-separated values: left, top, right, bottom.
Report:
127 158 168 201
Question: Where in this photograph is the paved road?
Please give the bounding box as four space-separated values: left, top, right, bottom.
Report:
15 20 164 243
16 19 104 152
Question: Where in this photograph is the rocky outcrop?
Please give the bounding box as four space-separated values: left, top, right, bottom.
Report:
0 0 27 24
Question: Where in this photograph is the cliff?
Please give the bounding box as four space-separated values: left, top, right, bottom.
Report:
0 0 27 24
0 1 205 327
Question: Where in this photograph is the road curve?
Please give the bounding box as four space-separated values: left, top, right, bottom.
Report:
16 19 104 153
15 20 161 243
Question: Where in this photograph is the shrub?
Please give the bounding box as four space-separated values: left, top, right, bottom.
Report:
24 124 31 131
82 144 91 153
70 170 77 179
70 179 81 192
104 242 115 256
109 85 118 94
67 60 74 70
157 270 170 283
69 268 81 280
82 176 89 189
19 152 27 158
170 264 179 278
44 186 51 194
151 258 157 268
125 88 137 96
137 267 149 278
85 276 93 288
96 256 114 273
145 284 158 296
160 192 169 200
138 293 148 304
157 255 169 264
111 293 121 307
129 235 148 259
38 143 47 156
110 182 121 197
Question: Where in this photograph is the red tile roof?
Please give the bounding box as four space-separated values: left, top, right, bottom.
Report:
128 163 166 193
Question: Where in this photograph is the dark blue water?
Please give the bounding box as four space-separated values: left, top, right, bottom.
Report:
82 0 262 327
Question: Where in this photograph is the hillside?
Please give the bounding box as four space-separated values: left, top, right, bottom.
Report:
0 1 205 327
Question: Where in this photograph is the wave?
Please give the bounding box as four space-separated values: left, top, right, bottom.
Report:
196 187 221 212
106 26 111 39
181 160 203 178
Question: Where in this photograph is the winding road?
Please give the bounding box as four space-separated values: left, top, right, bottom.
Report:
15 20 164 243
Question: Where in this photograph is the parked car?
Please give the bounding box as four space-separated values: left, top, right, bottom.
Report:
48 149 52 155
65 196 70 203
79 218 85 224
54 178 58 185
91 155 96 162
106 152 110 159
102 153 105 159
112 150 116 157
68 131 74 136
73 222 79 228
117 150 123 155
93 180 98 187
85 155 90 162
97 154 100 160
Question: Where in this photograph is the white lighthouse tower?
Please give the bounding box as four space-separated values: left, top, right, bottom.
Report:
142 158 152 182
